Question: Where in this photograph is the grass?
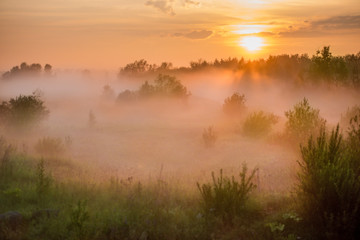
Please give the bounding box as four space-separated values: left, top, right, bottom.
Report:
0 146 301 240
1 114 359 239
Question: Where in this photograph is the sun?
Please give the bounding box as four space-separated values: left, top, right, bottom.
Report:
240 36 265 51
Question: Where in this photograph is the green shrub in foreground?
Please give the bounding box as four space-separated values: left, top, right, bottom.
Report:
297 123 360 240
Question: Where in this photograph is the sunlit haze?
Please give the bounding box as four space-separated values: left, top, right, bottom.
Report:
0 0 359 70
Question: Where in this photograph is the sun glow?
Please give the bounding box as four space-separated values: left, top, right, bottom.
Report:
239 36 265 51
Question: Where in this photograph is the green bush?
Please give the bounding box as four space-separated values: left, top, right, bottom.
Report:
297 124 360 240
285 98 325 141
242 111 278 138
0 92 49 129
223 92 246 116
197 164 258 225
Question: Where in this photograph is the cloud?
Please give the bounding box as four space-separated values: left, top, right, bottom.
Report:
145 0 175 16
173 30 213 39
183 0 200 7
312 15 360 30
278 15 360 38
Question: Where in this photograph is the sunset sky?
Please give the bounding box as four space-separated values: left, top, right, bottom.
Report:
0 0 359 70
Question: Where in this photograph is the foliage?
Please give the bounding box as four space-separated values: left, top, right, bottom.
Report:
117 89 138 102
118 74 190 102
152 74 190 98
116 48 360 87
35 137 64 158
297 124 360 240
68 200 89 240
2 62 52 80
310 46 348 83
284 98 325 141
242 111 279 138
0 92 49 129
202 126 217 148
197 164 258 225
223 92 246 116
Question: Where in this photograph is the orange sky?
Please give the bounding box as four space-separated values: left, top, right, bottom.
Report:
0 0 359 70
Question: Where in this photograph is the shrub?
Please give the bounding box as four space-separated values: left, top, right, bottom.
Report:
202 126 217 148
153 74 190 98
0 92 49 129
117 89 138 102
118 74 190 102
197 164 258 225
284 98 325 141
242 111 278 138
223 92 246 116
297 124 360 239
35 137 64 158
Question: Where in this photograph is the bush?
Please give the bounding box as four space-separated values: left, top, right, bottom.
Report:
284 98 325 141
242 111 278 138
117 74 190 102
35 137 64 158
202 126 217 148
197 164 258 225
0 92 49 129
223 92 246 116
297 124 360 239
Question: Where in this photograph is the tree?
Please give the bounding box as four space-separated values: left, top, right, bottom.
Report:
44 64 52 75
153 74 190 98
0 92 49 129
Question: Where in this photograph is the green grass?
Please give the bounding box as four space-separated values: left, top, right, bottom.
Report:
0 147 302 240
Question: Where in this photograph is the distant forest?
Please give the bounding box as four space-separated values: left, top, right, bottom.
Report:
2 46 360 87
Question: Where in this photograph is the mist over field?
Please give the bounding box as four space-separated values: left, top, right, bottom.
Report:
1 63 359 190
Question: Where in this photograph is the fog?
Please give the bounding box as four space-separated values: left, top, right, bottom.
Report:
1 70 359 193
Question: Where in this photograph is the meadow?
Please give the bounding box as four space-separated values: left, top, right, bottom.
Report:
1 49 360 240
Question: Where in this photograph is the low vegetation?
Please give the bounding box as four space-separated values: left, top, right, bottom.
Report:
297 118 360 239
223 92 247 117
284 98 325 142
242 111 279 138
0 92 49 130
117 74 190 102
